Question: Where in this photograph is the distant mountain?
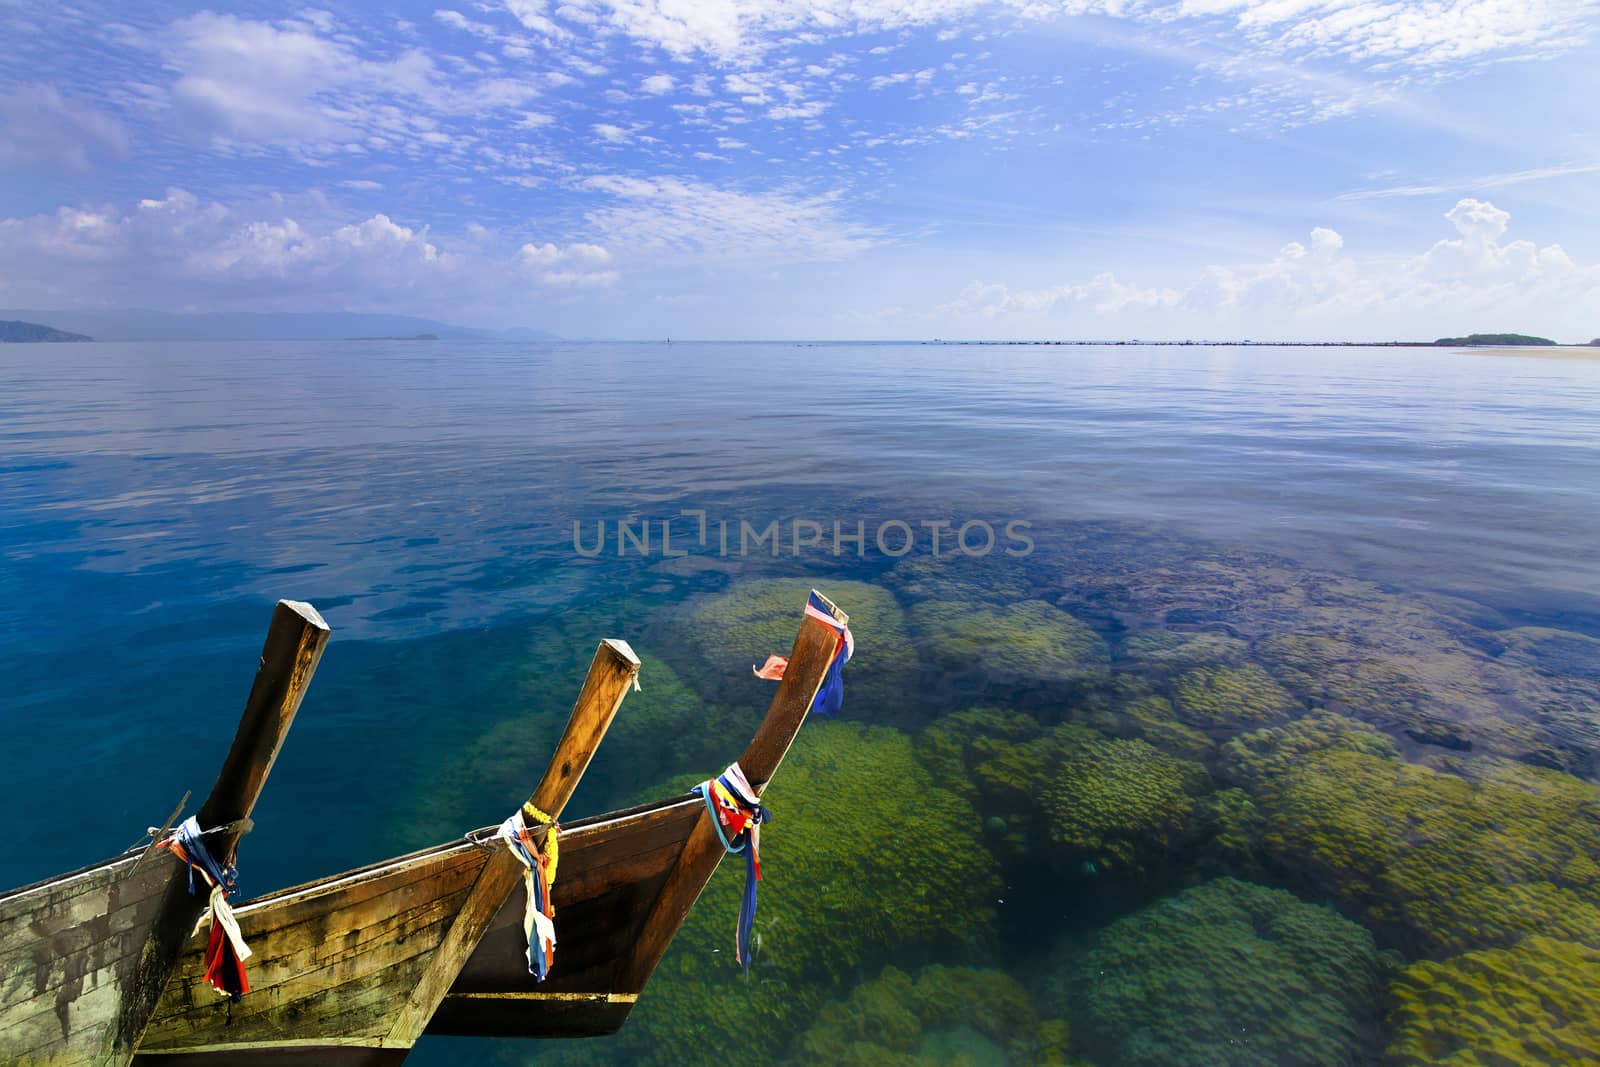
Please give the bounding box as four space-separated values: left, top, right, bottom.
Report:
1434 333 1556 347
0 319 93 342
1590 338 1600 347
0 309 558 343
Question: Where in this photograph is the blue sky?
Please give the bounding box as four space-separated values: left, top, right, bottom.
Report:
1 0 1597 340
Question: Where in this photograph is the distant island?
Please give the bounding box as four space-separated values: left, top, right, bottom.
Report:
1 319 93 343
347 333 438 341
0 309 558 343
1433 333 1556 347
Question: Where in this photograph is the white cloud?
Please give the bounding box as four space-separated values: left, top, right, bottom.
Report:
948 199 1600 339
495 0 1597 72
157 12 536 150
0 189 623 312
640 73 676 94
579 175 880 262
519 239 619 285
1337 162 1600 200
0 84 129 170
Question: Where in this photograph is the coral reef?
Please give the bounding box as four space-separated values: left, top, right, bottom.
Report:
885 550 1040 607
783 964 1054 1067
1171 661 1300 730
1117 630 1250 675
661 578 919 720
918 711 1208 874
604 722 1002 1066
1053 553 1600 774
908 599 1109 698
1385 936 1600 1064
1225 716 1600 956
1044 877 1388 1067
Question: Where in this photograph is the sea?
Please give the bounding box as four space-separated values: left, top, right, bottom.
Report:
3 340 1598 1065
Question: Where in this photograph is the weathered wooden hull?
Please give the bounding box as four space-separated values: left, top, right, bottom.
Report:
0 851 178 1066
128 590 849 1063
431 795 706 1038
135 794 702 1057
0 600 331 1067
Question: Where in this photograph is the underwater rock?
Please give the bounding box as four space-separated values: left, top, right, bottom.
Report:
1044 877 1388 1067
603 722 1002 1066
1385 936 1600 1065
660 578 919 721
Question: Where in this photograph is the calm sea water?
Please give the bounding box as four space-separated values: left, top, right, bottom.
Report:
3 340 1599 1063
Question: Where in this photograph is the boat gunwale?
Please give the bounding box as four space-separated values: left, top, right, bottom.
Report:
218 792 705 917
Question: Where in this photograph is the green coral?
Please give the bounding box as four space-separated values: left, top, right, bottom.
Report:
1171 662 1300 730
885 550 1038 606
909 599 1109 694
1118 630 1250 675
1385 936 1600 1064
604 722 1002 1066
1035 729 1205 872
1045 878 1387 1067
785 965 1044 1067
663 578 917 720
1225 717 1600 956
919 711 1208 874
1082 694 1215 762
1221 711 1400 792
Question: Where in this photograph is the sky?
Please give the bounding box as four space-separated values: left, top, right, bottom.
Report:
1 0 1598 341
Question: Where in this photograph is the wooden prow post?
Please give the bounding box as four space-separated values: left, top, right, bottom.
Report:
612 591 845 994
383 638 642 1048
107 599 330 1066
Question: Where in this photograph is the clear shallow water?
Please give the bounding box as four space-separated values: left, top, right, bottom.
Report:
3 340 1599 1064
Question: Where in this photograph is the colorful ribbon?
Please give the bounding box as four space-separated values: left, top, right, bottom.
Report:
498 803 560 981
160 815 251 1001
750 591 854 717
697 762 769 975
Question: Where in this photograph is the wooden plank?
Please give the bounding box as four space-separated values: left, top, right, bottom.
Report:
0 601 328 1067
105 600 331 1067
381 639 640 1047
611 591 845 995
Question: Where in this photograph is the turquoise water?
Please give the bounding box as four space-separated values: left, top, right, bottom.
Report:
3 341 1599 1064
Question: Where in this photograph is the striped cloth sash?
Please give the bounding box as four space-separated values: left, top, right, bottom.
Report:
497 803 559 980
160 815 252 1001
697 762 769 975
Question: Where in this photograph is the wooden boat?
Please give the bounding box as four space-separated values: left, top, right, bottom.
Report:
131 590 847 1063
0 600 331 1067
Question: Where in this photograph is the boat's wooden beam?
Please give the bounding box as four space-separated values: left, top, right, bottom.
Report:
107 600 330 1067
611 592 845 994
380 638 640 1048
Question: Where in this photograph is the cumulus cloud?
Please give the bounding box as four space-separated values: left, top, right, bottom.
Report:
948 199 1600 339
0 84 129 170
519 240 619 285
0 190 618 311
580 174 880 261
